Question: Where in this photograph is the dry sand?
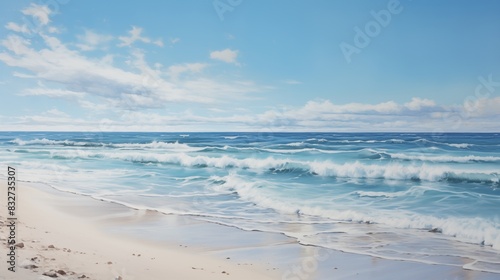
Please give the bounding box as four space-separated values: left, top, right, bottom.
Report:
0 182 279 280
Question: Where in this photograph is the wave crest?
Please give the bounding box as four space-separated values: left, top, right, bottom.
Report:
44 149 499 184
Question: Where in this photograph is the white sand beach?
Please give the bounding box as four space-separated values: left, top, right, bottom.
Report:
0 182 280 280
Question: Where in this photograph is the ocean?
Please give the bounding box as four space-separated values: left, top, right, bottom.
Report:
1 132 499 273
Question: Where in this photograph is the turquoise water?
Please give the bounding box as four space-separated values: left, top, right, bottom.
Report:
1 132 499 273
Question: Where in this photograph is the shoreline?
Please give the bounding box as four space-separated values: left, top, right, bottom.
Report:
1 180 499 279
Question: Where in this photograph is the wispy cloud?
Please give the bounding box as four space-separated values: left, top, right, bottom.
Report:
253 99 446 131
47 26 60 34
2 95 499 132
210 48 239 64
0 33 189 108
21 88 86 99
118 26 163 47
76 30 113 51
170 38 180 45
22 3 52 26
461 96 500 117
5 22 30 34
291 100 402 115
404 97 436 111
0 5 262 113
167 63 207 79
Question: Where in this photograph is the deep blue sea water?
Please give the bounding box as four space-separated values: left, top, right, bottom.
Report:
1 132 499 273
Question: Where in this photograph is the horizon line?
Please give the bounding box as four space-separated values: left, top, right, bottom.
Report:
0 130 498 134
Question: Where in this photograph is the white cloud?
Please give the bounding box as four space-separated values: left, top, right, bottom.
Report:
170 38 180 45
251 98 476 131
168 63 207 78
297 100 402 115
5 22 30 34
76 30 113 51
462 96 500 117
21 88 86 99
1 35 32 55
210 48 239 64
48 26 60 34
118 26 148 46
153 39 164 47
1 4 264 120
0 34 180 107
118 26 163 47
2 96 500 132
13 72 36 78
22 4 51 26
404 97 436 111
0 28 261 111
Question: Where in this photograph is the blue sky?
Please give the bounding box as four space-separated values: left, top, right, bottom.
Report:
0 0 499 132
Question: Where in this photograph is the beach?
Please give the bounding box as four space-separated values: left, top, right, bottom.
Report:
0 182 281 280
1 181 498 280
